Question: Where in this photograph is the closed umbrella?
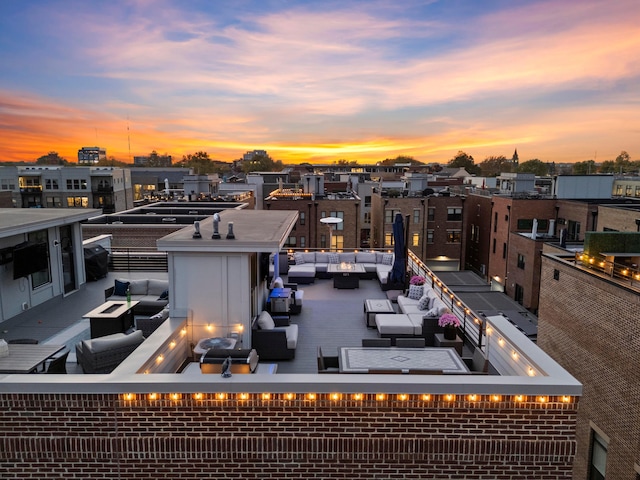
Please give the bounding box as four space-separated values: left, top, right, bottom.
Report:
389 213 405 285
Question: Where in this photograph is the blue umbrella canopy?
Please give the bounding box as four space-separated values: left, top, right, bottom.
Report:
389 213 405 284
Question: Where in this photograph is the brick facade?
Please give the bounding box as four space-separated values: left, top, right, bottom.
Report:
0 393 578 479
538 255 640 479
83 225 183 249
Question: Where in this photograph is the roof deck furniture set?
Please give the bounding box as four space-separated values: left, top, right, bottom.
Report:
286 251 394 286
374 283 451 346
75 330 145 374
135 307 170 338
105 278 169 315
251 310 298 360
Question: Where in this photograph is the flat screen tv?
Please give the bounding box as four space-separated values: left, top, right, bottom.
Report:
13 242 49 279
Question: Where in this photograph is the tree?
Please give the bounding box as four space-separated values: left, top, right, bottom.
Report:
448 151 480 175
241 152 283 173
572 160 596 175
479 155 512 177
517 159 548 176
598 160 616 174
379 155 423 166
36 151 68 165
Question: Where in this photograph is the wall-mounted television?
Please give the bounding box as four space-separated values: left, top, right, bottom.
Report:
13 242 49 279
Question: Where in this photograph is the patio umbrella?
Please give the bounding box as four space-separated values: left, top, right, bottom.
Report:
389 213 406 285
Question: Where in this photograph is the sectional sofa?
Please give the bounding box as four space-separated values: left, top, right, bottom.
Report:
105 278 169 315
286 251 395 287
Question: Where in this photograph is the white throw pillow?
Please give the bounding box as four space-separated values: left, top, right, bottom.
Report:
418 294 431 310
382 254 393 265
328 253 339 264
408 284 423 300
294 253 305 265
257 311 275 330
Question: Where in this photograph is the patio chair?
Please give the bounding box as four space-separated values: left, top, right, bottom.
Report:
361 338 391 347
317 346 340 374
395 338 426 348
45 350 69 374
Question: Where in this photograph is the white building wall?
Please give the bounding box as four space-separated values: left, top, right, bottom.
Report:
554 175 615 199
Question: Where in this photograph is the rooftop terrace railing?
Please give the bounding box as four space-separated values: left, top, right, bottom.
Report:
576 252 640 291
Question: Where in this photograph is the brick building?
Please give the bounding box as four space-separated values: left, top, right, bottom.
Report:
538 237 640 479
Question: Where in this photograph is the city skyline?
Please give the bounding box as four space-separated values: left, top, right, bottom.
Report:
0 0 639 165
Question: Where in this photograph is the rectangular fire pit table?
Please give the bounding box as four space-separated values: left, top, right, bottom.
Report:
327 263 366 289
84 300 139 338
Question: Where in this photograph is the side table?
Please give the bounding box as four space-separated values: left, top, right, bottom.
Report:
434 333 463 356
364 298 395 328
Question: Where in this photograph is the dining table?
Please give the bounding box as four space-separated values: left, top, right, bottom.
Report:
338 346 470 374
0 343 66 374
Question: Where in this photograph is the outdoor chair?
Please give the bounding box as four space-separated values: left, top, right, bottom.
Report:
45 350 69 374
395 338 426 348
317 346 340 373
361 338 392 347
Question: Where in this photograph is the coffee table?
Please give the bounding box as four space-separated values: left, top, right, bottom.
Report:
364 298 395 328
84 300 139 338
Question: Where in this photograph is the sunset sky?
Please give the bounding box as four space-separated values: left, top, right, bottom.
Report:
1 0 639 165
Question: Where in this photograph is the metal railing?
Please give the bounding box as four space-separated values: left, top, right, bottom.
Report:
108 248 168 272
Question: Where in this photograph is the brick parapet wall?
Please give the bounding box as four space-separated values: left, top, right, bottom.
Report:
538 255 640 479
1 393 578 479
83 226 182 249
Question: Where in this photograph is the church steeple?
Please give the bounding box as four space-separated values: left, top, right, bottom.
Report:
512 149 519 167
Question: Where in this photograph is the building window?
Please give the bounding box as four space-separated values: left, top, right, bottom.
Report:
66 196 88 208
330 211 344 231
589 430 607 480
471 224 480 243
502 243 507 259
46 197 62 208
505 214 509 221
412 233 420 247
1 179 15 190
332 234 344 250
636 186 640 197
28 230 51 289
427 208 435 221
413 209 420 224
626 185 633 196
567 220 581 241
615 184 623 195
299 236 306 248
553 269 560 280
320 234 326 249
364 195 371 207
493 238 496 254
494 212 498 232
384 232 394 247
385 209 401 224
427 230 434 244
45 179 59 190
517 254 525 269
286 236 296 247
299 212 305 226
446 230 461 243
517 219 549 231
515 284 524 305
447 207 462 221
363 212 371 224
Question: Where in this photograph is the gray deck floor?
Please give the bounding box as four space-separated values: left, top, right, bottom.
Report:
2 272 466 375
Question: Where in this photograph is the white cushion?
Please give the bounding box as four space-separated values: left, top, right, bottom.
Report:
293 253 305 265
315 252 329 263
328 253 339 264
356 252 376 263
127 279 148 295
85 330 144 354
338 252 356 263
418 294 431 310
425 299 448 317
301 252 316 263
407 284 423 300
150 308 170 321
257 311 275 330
375 314 416 335
147 279 169 296
382 254 394 265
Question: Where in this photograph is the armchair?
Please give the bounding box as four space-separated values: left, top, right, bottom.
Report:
251 311 298 360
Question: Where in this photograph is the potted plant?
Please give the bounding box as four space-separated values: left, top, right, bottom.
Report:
410 275 426 286
438 312 461 340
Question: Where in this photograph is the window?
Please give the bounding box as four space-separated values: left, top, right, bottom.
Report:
363 212 371 224
299 236 306 248
615 184 623 195
1 179 15 190
66 196 88 208
320 234 326 249
517 219 549 231
364 195 371 207
332 234 344 250
553 269 560 280
412 233 420 247
384 232 394 247
493 238 496 254
589 430 607 480
427 230 434 244
427 208 435 221
517 254 525 269
299 212 305 226
502 242 507 259
636 186 640 198
28 230 50 289
330 211 344 230
515 284 524 305
471 225 480 243
567 220 581 241
494 212 498 232
385 209 401 224
286 236 296 247
447 207 462 221
45 179 59 190
413 209 420 224
626 185 633 196
446 230 461 243
46 197 62 208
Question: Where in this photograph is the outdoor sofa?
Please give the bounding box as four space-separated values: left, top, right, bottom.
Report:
251 311 298 360
76 330 145 374
105 278 169 315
